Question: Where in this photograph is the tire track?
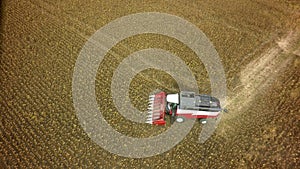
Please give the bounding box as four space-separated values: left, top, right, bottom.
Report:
221 29 300 126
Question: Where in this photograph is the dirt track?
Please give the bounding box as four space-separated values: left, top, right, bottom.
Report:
1 0 300 168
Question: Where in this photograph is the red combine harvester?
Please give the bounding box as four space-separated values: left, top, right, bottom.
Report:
146 91 224 125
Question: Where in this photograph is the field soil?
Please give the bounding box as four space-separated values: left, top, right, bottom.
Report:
1 0 299 168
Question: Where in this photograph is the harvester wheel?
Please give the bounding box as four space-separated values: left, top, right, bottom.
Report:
176 117 185 123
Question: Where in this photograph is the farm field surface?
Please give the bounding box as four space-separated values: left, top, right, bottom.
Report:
1 0 299 168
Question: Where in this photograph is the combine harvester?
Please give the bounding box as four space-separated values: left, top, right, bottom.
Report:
146 91 225 125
